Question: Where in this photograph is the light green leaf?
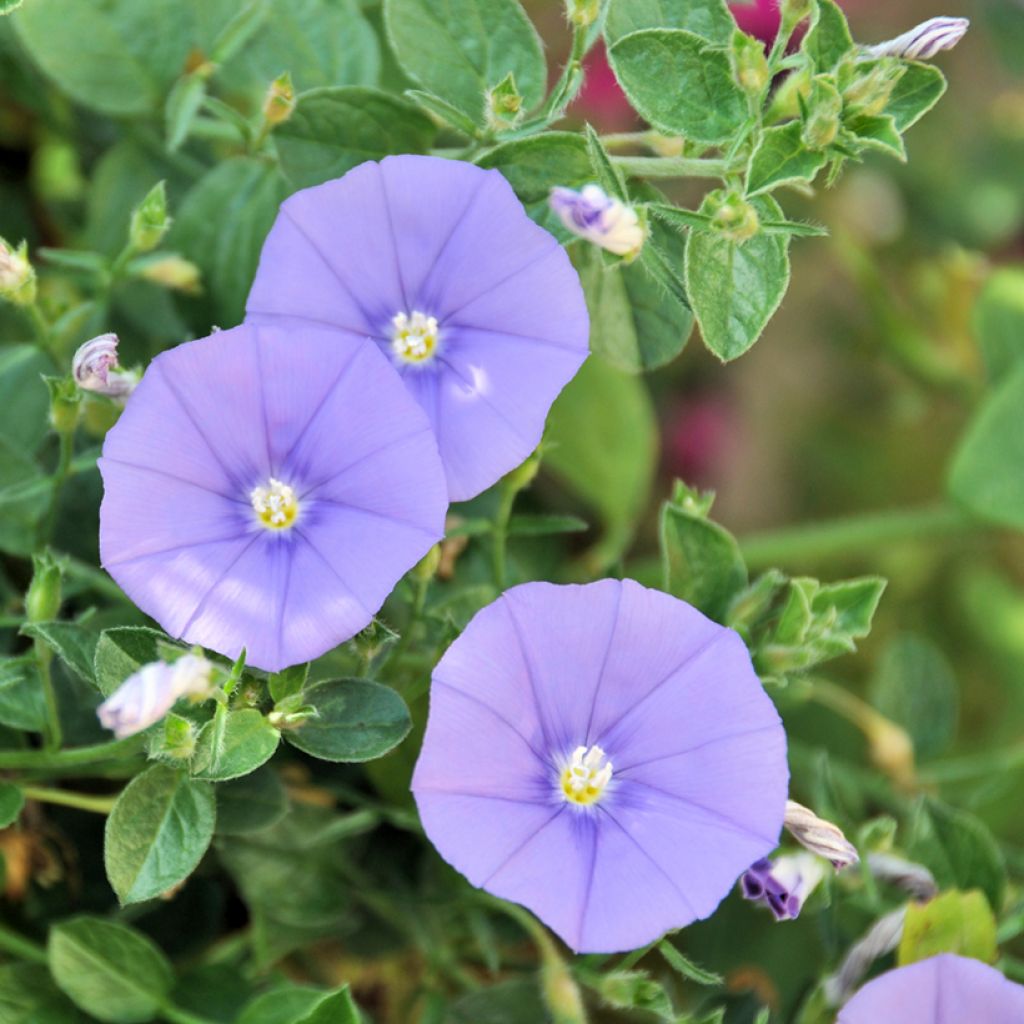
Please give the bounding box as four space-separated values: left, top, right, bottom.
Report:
48 917 174 1024
295 987 360 1024
746 121 828 196
284 679 412 763
507 513 589 537
660 482 747 621
608 29 747 144
604 0 736 46
164 71 207 152
93 626 172 698
948 364 1024 530
405 88 480 136
192 707 280 782
383 0 546 126
20 621 97 686
885 61 947 133
275 87 435 190
544 357 658 569
899 890 998 966
104 765 215 905
0 656 46 732
0 344 49 455
972 266 1024 383
845 113 906 161
0 780 24 827
658 940 724 986
802 0 853 72
684 194 790 361
0 0 25 13
215 766 289 837
0 962 87 1024
236 986 329 1024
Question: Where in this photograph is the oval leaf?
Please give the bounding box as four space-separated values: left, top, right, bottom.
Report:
192 707 280 782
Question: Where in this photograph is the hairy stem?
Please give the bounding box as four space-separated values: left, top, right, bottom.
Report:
0 922 48 965
609 155 729 179
0 735 144 771
21 786 118 814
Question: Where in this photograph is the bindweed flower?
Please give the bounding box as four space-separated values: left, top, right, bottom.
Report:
549 184 646 259
783 800 859 869
865 17 969 61
99 323 447 672
413 579 788 953
97 654 212 738
741 852 826 921
838 954 1024 1022
245 156 588 501
72 334 138 398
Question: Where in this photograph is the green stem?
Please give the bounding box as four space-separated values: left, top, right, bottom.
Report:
610 155 728 179
21 786 117 814
34 645 62 752
0 735 144 771
917 744 1024 785
740 503 977 569
491 484 518 592
0 922 47 965
42 429 75 544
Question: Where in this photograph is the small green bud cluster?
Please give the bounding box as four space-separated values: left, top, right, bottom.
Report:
0 237 36 306
263 72 296 127
731 30 770 97
707 189 761 244
485 73 524 132
129 181 171 253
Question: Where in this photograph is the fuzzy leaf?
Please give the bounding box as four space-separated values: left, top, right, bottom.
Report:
885 61 947 133
215 766 289 837
802 0 854 72
604 0 736 46
746 121 828 195
192 707 280 782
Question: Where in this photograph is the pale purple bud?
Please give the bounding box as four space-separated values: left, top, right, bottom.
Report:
866 17 969 60
549 184 646 258
740 852 827 921
97 654 213 738
784 800 860 870
72 334 138 398
867 852 938 900
825 907 907 1006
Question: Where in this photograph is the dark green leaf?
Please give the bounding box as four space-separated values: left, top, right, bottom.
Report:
0 344 49 455
284 679 411 762
802 0 853 72
383 0 546 126
447 979 547 1024
275 87 435 190
48 917 174 1024
295 987 359 1024
885 61 947 133
0 963 87 1024
269 663 309 704
215 766 289 837
604 0 736 47
899 890 998 965
0 438 51 557
972 267 1024 383
746 121 828 196
21 621 97 686
608 29 747 144
93 626 172 698
0 780 24 827
0 656 46 731
192 707 280 782
104 765 216 905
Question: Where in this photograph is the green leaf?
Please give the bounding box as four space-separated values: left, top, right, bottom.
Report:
802 0 853 72
215 766 289 837
908 798 1007 912
0 963 87 1024
596 970 673 1017
169 157 286 327
658 940 724 986
584 123 627 200
898 890 998 966
192 707 280 782
948 364 1024 530
746 121 828 196
869 634 958 759
383 0 546 126
284 679 412 763
164 71 207 152
544 357 658 569
0 656 46 731
275 87 435 190
236 986 331 1024
20 621 97 686
93 626 172 698
12 0 190 116
0 438 51 557
104 765 216 905
884 61 947 133
0 344 49 455
608 29 747 144
0 780 24 827
48 917 174 1024
269 663 309 704
604 0 736 47
506 513 589 537
447 980 547 1024
972 267 1024 383
845 113 906 161
405 88 480 137
684 195 790 361
295 987 360 1024
660 482 747 621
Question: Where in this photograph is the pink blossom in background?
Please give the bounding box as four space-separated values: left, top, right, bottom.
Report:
571 43 637 131
731 0 784 43
662 395 739 489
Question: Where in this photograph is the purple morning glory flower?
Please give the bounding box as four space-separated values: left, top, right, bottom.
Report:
740 853 825 921
245 155 589 502
412 579 788 953
99 323 447 672
838 954 1024 1023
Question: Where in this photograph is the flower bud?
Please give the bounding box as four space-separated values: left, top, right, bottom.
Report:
866 852 938 901
866 16 969 61
741 852 827 921
137 254 202 294
540 955 587 1024
549 184 646 259
412 544 442 583
129 181 171 253
843 60 905 118
783 800 859 869
565 0 600 29
44 375 82 435
731 30 770 96
485 72 524 132
0 238 36 307
150 712 198 760
801 76 843 150
780 0 814 32
72 333 138 399
262 72 296 127
97 654 213 739
706 189 760 243
865 715 915 786
25 552 62 624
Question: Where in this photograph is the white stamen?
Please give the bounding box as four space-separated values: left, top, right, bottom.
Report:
392 310 440 365
250 477 299 530
560 744 613 806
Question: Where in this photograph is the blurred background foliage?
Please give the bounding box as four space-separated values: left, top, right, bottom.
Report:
1 0 1024 1022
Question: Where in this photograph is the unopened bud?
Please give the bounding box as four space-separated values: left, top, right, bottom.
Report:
485 72 524 132
866 16 969 61
707 189 760 243
801 76 843 149
25 552 62 623
44 375 81 435
780 0 814 31
412 544 442 583
540 955 587 1024
824 908 907 1005
867 852 938 901
865 715 915 786
565 0 600 29
784 800 859 869
843 60 906 118
549 184 646 259
731 30 770 96
262 72 295 127
137 254 202 294
129 181 171 253
0 238 36 306
72 333 138 399
151 713 198 760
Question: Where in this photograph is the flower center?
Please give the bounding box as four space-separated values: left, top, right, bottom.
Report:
560 744 613 806
250 478 299 530
391 310 439 365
